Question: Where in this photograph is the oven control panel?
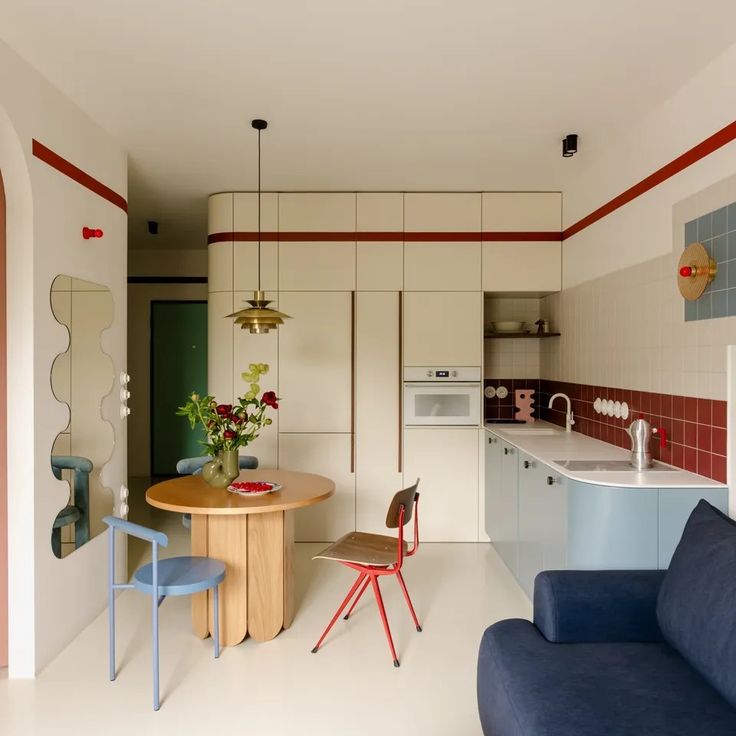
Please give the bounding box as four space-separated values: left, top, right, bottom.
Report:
405 366 482 382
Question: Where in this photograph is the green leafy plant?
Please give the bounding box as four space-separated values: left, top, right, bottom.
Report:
177 363 279 455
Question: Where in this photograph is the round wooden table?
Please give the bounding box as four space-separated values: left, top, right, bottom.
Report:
146 469 334 646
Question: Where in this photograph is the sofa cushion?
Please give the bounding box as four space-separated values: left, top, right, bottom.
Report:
478 619 736 736
656 499 736 708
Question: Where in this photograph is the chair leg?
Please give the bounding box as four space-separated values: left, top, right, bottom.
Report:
213 585 220 659
152 593 160 711
343 576 370 620
311 572 367 654
396 570 422 632
369 575 400 667
108 528 116 682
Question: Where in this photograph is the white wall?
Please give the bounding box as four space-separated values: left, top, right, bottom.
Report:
562 41 736 288
0 39 127 676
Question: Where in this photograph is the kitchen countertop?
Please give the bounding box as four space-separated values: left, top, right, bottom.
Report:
485 421 726 489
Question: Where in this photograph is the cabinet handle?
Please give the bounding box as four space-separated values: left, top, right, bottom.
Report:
546 476 555 485
398 290 403 474
351 290 356 474
523 460 531 469
504 447 513 455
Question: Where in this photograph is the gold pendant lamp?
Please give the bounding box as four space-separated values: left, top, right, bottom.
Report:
227 119 291 334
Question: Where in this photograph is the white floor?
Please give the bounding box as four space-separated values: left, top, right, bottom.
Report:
0 506 531 736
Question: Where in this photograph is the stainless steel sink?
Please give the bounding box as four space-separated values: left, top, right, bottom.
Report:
554 460 674 472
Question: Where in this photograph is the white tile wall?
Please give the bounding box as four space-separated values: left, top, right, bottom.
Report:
540 249 734 400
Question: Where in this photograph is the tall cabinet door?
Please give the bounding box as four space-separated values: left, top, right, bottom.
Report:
355 291 402 534
277 291 353 433
277 290 355 541
403 427 479 541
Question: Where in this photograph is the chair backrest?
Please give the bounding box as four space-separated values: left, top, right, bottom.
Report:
385 479 420 529
176 455 259 476
103 516 168 547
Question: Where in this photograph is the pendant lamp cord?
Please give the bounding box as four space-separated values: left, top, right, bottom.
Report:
257 127 262 291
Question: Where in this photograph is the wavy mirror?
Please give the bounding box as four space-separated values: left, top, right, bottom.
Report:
50 275 114 558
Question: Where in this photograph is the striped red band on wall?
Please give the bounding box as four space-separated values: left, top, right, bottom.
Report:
562 119 736 240
32 139 128 213
207 230 561 244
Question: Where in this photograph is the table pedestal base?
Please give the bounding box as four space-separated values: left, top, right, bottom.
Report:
191 510 295 645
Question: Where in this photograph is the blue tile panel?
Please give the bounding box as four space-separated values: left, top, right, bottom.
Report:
684 200 736 322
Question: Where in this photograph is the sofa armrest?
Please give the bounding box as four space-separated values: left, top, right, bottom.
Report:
534 570 666 643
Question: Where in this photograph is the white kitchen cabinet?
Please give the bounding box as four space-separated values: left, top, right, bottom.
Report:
482 242 561 293
278 433 355 542
481 193 561 232
279 193 356 232
357 243 403 291
404 242 481 291
404 193 481 231
208 193 234 294
277 291 353 433
403 291 482 366
403 427 479 541
279 242 356 291
355 292 403 534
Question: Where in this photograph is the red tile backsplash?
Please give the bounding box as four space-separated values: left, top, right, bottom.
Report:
485 378 728 482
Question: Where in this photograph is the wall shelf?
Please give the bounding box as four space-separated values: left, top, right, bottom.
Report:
484 332 561 339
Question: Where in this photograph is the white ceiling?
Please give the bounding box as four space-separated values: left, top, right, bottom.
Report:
2 0 736 251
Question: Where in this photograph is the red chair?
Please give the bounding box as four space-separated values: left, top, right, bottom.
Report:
311 480 421 667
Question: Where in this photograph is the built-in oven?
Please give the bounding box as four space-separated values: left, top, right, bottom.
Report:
403 367 482 426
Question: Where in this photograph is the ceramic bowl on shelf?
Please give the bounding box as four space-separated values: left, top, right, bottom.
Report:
491 321 525 333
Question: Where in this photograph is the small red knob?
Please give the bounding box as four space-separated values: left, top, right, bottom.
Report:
95 228 103 238
679 265 693 278
82 227 104 239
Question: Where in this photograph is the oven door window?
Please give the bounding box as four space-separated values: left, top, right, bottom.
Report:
414 392 470 418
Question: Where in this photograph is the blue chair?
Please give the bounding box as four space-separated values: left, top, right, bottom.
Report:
103 516 226 711
176 454 258 528
51 455 93 557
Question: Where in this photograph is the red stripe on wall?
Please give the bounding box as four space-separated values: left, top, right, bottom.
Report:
562 119 736 240
207 230 561 244
32 139 128 213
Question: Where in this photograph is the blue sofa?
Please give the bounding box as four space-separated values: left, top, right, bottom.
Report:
478 500 736 735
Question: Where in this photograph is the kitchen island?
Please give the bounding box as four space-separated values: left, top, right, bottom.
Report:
484 421 728 597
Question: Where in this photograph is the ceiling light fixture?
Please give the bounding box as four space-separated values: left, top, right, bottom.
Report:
562 133 578 158
227 119 291 334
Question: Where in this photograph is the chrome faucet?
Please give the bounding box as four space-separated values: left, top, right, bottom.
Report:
548 393 575 432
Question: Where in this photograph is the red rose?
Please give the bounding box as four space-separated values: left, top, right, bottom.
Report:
262 391 279 409
216 404 233 416
232 415 244 425
223 429 237 440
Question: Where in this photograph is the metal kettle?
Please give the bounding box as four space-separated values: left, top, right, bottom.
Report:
627 416 654 470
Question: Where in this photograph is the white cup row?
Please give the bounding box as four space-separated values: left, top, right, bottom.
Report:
594 397 629 419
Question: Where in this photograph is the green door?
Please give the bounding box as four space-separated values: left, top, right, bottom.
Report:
151 301 207 475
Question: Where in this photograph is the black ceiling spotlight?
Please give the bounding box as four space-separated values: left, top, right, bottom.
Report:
562 134 578 158
147 220 159 235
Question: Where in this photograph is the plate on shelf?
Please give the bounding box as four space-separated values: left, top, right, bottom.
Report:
491 320 525 333
227 481 283 497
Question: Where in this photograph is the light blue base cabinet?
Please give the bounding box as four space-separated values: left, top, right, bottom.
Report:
484 432 730 599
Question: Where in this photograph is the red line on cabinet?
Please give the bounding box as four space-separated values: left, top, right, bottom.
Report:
32 139 128 213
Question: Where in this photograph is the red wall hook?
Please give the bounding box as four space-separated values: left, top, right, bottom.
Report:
82 227 104 239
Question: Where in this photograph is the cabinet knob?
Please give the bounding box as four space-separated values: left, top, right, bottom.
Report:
546 476 555 485
523 460 531 469
504 447 513 455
